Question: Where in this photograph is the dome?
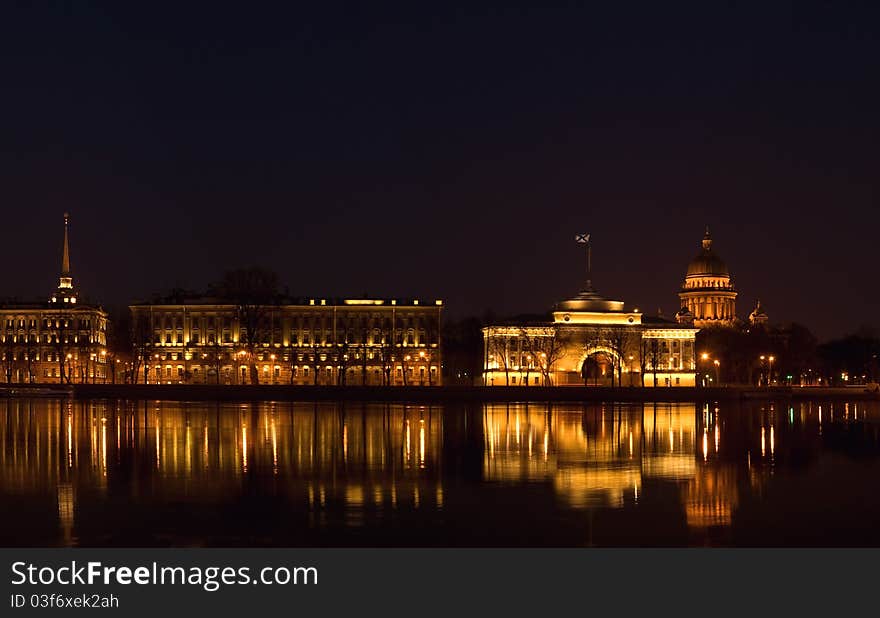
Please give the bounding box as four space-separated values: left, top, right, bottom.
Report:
555 282 624 312
685 228 729 277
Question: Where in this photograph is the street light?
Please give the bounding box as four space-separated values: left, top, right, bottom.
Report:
713 359 720 386
768 356 775 386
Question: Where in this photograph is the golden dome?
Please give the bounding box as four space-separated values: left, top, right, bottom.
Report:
686 228 729 277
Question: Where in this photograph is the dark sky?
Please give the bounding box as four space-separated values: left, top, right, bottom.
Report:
1 1 877 341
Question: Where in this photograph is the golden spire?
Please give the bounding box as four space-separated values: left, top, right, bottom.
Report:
62 212 71 275
57 212 74 292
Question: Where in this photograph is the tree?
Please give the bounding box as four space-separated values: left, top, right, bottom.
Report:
215 268 279 385
1 334 14 383
130 312 152 384
442 316 485 386
523 326 566 386
488 334 511 385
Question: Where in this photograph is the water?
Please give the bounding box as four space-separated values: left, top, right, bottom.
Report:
1 398 879 547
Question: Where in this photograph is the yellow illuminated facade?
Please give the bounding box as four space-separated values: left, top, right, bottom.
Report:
676 228 738 328
0 214 109 384
482 283 698 387
129 297 442 385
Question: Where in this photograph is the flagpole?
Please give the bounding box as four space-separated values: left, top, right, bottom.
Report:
587 240 591 283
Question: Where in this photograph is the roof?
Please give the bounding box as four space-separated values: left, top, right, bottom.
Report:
685 229 730 277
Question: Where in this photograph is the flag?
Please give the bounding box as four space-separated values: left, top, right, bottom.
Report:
575 233 590 244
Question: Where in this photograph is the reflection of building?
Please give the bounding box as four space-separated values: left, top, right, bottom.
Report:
0 214 109 383
129 296 442 385
677 228 737 328
482 238 698 386
482 403 702 509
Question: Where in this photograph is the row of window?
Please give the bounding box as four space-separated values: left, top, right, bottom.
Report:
152 330 430 346
1 334 103 344
3 318 102 330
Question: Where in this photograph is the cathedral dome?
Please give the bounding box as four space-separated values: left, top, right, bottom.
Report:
686 228 729 277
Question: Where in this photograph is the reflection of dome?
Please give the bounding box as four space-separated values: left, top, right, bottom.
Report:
686 229 729 277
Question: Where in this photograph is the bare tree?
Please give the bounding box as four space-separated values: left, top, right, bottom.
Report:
1 335 14 383
523 327 566 386
488 335 511 385
216 268 279 385
130 312 152 384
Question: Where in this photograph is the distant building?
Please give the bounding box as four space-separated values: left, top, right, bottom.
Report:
0 214 109 383
748 299 769 327
677 228 738 328
482 240 699 387
129 295 443 385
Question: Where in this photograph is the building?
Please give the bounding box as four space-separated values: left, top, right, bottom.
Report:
676 228 738 328
128 294 443 385
482 239 698 387
0 214 109 383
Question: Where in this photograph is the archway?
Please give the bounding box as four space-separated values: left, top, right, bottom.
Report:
579 347 622 387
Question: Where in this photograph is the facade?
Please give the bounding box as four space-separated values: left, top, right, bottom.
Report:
482 281 699 388
676 228 738 328
129 296 443 385
0 214 109 384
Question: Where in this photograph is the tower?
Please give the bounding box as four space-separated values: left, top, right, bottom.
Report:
51 212 77 305
677 227 736 328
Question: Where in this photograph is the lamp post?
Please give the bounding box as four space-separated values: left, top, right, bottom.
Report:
270 354 276 384
768 355 775 387
100 350 107 383
700 353 710 387
713 359 720 386
759 355 766 386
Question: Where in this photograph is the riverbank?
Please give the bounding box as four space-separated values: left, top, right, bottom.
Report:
1 383 877 402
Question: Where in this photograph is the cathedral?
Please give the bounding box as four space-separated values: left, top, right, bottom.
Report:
676 227 766 329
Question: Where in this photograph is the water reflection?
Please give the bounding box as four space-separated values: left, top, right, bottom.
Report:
0 399 879 546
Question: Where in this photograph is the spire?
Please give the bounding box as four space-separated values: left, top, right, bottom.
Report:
56 212 74 293
702 225 712 251
62 212 71 276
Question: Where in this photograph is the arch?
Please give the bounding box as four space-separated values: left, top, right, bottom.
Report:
578 346 624 387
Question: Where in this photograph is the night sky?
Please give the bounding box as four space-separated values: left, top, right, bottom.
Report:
1 1 877 340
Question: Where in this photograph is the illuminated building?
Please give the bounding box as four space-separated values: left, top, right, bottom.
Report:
676 227 738 328
482 246 698 386
748 299 769 327
0 214 109 383
129 295 442 385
